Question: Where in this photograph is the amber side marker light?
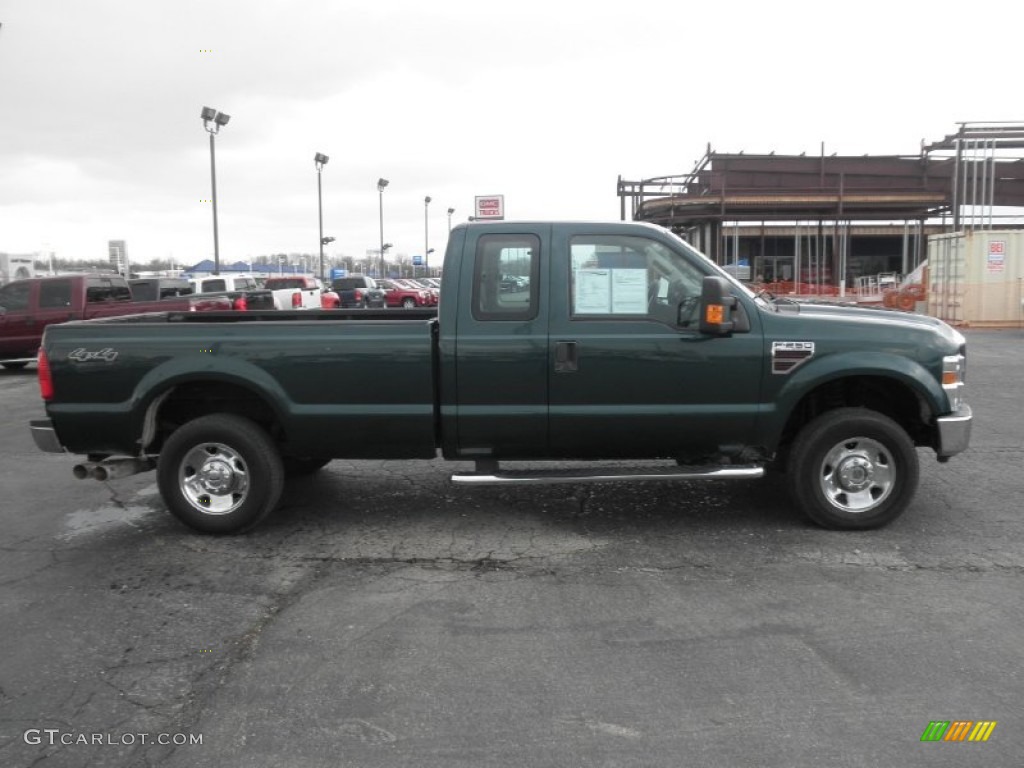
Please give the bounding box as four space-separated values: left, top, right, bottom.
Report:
37 348 54 401
705 304 725 324
942 371 959 386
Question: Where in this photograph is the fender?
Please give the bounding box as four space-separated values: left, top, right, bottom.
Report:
130 355 291 451
757 349 947 449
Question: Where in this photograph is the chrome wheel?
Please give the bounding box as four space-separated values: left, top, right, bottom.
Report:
819 436 894 513
179 442 249 515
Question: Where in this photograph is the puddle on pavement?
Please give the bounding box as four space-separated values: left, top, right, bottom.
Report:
60 504 155 540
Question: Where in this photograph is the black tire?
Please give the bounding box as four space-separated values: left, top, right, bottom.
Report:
2 362 29 370
157 414 284 534
282 456 332 476
401 297 416 309
788 407 918 530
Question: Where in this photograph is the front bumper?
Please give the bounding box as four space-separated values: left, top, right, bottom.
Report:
30 419 65 453
936 404 972 458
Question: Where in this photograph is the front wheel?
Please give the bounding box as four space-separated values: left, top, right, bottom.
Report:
788 408 918 530
401 297 416 308
157 414 284 534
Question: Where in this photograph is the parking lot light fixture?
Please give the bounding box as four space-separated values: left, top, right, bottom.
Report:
315 153 329 282
377 178 389 279
424 196 432 276
201 106 231 275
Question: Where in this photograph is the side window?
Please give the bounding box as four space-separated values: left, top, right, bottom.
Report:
39 280 72 308
569 235 704 328
472 234 539 321
86 279 112 303
202 279 226 292
0 282 31 311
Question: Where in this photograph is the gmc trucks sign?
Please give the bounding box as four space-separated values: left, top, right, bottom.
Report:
474 195 504 220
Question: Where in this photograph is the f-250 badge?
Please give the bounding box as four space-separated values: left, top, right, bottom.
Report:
67 347 119 363
771 341 814 375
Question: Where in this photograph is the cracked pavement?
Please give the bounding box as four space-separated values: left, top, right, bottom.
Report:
1 330 1022 767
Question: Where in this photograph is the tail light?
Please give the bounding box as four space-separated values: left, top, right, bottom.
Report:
38 348 54 401
291 291 302 308
233 296 248 311
354 289 364 302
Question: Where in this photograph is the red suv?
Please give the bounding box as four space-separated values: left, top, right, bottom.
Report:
377 279 434 308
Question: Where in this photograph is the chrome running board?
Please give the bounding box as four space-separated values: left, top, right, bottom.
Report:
451 464 764 486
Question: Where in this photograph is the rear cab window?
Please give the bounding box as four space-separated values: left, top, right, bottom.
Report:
472 234 540 321
38 280 73 309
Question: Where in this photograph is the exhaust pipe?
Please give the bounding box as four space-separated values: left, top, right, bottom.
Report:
90 458 156 482
72 462 99 480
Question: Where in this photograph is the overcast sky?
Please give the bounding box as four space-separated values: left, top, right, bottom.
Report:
0 0 1017 268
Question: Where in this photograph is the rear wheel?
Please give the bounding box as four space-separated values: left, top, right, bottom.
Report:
401 297 416 308
157 414 284 534
788 407 918 530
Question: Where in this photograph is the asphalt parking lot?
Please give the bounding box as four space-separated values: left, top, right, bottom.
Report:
1 329 1022 768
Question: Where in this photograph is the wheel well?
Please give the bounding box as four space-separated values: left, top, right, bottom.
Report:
147 381 281 453
777 376 933 462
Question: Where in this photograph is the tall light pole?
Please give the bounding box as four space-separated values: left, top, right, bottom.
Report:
447 207 455 233
377 178 389 279
315 153 329 282
381 243 392 278
201 106 231 275
424 196 431 277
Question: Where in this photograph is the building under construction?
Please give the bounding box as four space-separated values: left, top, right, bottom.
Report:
617 122 1024 303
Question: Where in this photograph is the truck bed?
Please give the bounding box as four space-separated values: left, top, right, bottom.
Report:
42 311 441 459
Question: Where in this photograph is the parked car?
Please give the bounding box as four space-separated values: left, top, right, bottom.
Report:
330 275 386 308
262 276 322 310
317 280 340 309
185 274 276 310
0 274 230 368
378 279 434 308
401 278 441 305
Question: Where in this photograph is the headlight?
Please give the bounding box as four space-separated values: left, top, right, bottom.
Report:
941 353 965 411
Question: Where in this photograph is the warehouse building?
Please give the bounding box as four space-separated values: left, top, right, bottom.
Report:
618 122 1024 318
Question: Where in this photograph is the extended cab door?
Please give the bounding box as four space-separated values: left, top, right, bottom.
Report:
546 226 763 459
452 225 549 458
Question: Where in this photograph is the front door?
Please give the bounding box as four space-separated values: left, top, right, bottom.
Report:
547 229 763 460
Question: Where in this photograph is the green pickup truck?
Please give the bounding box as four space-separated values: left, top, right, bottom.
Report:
30 221 971 534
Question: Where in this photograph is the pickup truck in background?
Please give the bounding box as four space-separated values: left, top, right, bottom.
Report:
0 274 231 369
330 275 387 308
261 276 322 310
30 221 971 535
128 278 194 301
186 274 276 311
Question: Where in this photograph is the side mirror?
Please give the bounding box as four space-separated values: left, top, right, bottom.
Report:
699 276 738 335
